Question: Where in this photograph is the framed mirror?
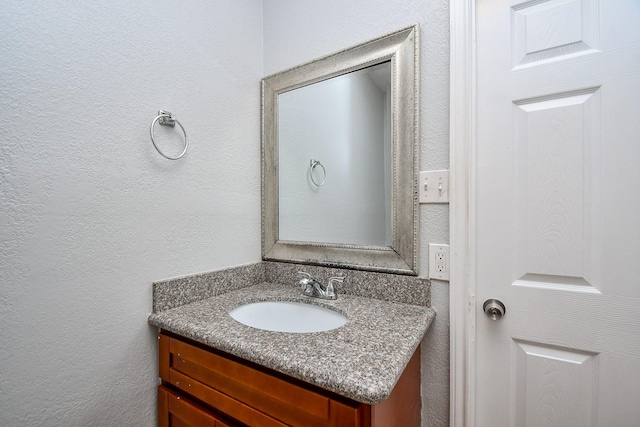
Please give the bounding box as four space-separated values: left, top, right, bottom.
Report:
262 25 419 275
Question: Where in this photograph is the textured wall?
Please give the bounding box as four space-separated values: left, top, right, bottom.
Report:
263 1 451 425
1 1 450 425
0 1 263 425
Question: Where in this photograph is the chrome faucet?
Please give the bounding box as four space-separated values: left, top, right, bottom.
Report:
297 271 344 300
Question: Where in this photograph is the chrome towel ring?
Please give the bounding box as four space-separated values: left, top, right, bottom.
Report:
309 159 326 186
150 110 188 160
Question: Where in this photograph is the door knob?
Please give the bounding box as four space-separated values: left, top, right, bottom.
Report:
483 299 506 320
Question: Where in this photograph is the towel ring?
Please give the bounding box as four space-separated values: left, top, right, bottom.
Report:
309 159 326 186
150 110 188 160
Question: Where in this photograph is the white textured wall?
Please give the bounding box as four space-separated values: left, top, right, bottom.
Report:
0 1 263 425
263 1 451 425
2 1 450 425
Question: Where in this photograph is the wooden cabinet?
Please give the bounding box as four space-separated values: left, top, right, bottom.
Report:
158 331 420 427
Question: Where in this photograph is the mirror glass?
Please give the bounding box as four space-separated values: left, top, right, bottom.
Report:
262 25 419 275
278 62 392 246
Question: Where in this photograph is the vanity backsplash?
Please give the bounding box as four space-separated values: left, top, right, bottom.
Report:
152 261 431 314
152 262 265 313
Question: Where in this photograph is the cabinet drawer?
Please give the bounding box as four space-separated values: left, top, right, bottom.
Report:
159 385 236 427
159 333 362 427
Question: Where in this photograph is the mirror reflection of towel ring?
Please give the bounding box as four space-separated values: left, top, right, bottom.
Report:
309 159 326 186
150 110 188 160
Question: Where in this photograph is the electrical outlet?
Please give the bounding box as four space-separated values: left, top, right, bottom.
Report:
435 251 446 273
429 243 450 281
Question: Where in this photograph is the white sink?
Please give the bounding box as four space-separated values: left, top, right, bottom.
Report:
229 301 347 333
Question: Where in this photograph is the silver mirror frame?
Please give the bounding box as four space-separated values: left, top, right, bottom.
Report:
262 24 419 275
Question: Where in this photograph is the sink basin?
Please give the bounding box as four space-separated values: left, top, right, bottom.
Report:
229 301 347 333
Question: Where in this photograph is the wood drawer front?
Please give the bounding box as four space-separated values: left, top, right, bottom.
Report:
159 385 235 427
167 368 288 427
161 334 361 427
169 337 328 418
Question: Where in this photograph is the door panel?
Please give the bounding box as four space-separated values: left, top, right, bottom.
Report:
513 87 600 282
512 340 598 427
476 0 640 426
511 0 600 69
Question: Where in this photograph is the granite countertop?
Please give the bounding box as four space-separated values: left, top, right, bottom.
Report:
148 281 436 405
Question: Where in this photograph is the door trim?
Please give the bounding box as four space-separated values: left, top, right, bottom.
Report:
450 1 476 426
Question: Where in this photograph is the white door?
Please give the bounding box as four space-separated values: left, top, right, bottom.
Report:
475 0 640 426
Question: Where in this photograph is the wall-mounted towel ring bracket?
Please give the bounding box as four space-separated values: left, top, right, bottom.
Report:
150 110 188 160
309 159 326 186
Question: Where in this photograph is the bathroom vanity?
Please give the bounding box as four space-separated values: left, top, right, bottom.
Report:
149 264 435 427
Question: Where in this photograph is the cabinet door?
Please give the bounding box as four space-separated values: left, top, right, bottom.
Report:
158 385 236 427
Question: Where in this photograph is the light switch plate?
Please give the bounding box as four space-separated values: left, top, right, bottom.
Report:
419 170 449 203
429 243 450 281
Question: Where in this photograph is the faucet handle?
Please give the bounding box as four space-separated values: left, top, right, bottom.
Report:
297 271 313 290
297 271 312 279
327 276 345 295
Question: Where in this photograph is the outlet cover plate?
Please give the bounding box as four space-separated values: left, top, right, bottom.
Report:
429 243 450 281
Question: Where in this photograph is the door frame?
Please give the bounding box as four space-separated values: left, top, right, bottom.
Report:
450 1 476 426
